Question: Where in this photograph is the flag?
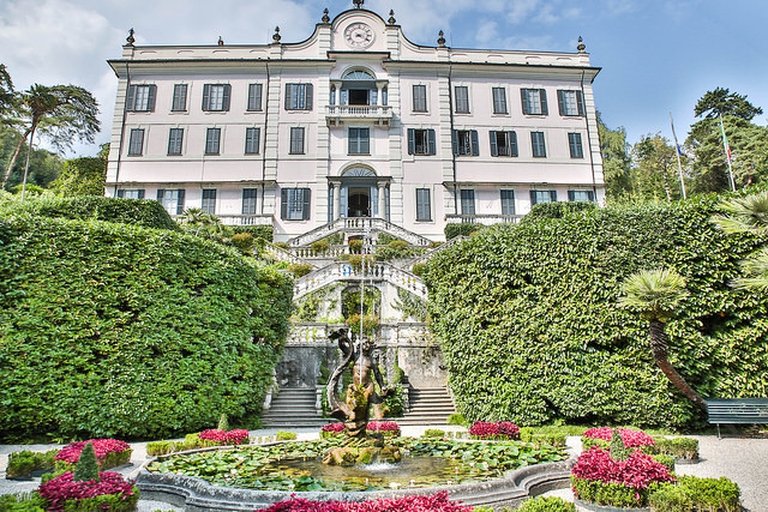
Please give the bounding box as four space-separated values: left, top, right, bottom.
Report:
720 114 733 163
670 113 684 156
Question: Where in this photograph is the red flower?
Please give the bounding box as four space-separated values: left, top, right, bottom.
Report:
54 439 132 465
571 447 674 490
198 428 249 445
38 471 135 512
468 421 520 440
262 491 472 512
582 427 655 448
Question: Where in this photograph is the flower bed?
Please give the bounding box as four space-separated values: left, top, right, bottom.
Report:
581 427 655 451
55 439 132 470
571 447 674 508
262 491 472 511
38 471 139 512
320 421 401 439
469 421 520 440
199 428 250 445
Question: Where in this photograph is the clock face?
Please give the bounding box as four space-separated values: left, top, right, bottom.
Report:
345 23 374 48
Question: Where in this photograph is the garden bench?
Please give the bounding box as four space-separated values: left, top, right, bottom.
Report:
706 398 768 438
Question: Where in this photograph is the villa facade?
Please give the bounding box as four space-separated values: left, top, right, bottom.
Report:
105 4 603 243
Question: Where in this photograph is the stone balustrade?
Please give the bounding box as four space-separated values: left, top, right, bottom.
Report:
293 261 427 300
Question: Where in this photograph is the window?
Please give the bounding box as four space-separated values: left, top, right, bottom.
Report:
568 190 595 202
557 90 585 116
452 130 480 156
348 127 370 154
167 128 184 155
157 189 185 215
460 189 476 215
500 190 516 215
531 190 557 205
416 188 431 221
490 131 518 157
492 87 508 114
171 84 187 111
531 131 547 158
281 188 311 220
242 188 258 215
247 83 263 111
126 84 156 112
285 83 313 110
202 189 216 214
128 128 144 156
568 132 584 158
245 127 260 154
521 88 548 115
454 86 470 113
202 84 231 111
412 84 427 112
290 127 305 154
407 129 436 155
116 189 145 199
205 128 221 155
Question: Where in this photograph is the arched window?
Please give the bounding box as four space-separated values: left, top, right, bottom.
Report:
343 70 375 81
342 167 376 177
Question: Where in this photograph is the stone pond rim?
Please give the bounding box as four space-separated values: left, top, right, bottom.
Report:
135 454 575 511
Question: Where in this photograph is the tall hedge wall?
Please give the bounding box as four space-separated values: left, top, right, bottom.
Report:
0 214 293 441
423 196 768 429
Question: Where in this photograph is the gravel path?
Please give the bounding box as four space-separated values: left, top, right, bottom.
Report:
2 429 766 511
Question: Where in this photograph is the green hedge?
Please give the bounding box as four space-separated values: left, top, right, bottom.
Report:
0 196 178 231
0 215 293 441
444 223 483 240
424 196 768 429
230 225 274 243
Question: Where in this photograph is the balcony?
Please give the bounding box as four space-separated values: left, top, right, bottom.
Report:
445 214 522 226
326 105 393 127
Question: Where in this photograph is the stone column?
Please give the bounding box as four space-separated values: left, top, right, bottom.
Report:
376 84 384 106
332 181 341 220
377 181 387 219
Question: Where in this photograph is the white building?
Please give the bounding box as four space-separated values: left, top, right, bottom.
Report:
106 3 603 243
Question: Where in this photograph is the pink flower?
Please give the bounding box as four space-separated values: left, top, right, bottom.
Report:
468 421 520 440
198 428 249 445
571 447 674 490
262 491 472 512
54 439 131 465
39 471 135 512
582 427 655 448
321 423 345 433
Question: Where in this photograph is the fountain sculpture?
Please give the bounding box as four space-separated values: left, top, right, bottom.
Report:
322 328 402 465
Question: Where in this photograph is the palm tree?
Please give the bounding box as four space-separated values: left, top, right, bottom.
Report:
619 268 707 411
0 64 14 120
1 84 100 195
712 190 768 290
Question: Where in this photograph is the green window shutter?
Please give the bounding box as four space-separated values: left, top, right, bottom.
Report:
302 188 311 220
427 129 436 155
117 189 125 198
452 130 459 156
568 190 575 201
489 131 498 156
176 189 185 215
126 85 137 111
540 89 548 115
549 190 557 202
138 190 145 199
577 91 586 116
521 89 530 114
280 189 288 219
285 84 294 110
222 85 231 111
305 84 313 110
156 189 165 201
147 85 157 112
509 131 518 157
557 90 565 116
202 84 211 110
471 130 479 156
407 128 415 155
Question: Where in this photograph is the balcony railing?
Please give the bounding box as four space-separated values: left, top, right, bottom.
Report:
326 105 393 126
445 214 522 226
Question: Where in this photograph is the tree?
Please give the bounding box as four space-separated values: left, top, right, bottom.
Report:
631 134 682 201
687 88 768 193
598 112 632 200
1 84 100 192
0 64 14 121
178 207 230 240
712 190 768 290
52 144 108 197
619 269 707 412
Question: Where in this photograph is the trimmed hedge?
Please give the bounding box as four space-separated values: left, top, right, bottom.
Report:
0 196 179 231
424 196 768 429
444 223 483 240
230 224 274 243
0 214 293 441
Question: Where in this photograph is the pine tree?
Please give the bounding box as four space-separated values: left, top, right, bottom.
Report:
73 441 100 482
609 429 630 461
217 413 229 432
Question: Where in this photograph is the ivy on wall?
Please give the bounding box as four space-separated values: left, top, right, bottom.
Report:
424 195 768 429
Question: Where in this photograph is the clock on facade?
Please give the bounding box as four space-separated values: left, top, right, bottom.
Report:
344 22 374 48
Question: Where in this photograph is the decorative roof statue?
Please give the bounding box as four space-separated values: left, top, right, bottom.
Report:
388 10 396 25
217 36 224 46
577 36 586 53
437 30 446 47
272 26 281 43
125 28 135 47
322 8 330 24
353 0 364 8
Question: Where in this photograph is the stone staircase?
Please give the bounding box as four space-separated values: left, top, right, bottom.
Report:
397 387 457 426
261 387 329 429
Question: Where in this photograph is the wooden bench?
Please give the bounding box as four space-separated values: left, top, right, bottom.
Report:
706 398 768 438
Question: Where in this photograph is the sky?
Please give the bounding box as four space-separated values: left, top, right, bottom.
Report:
1 0 767 157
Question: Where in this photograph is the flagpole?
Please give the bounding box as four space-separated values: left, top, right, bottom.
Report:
669 112 687 199
720 113 736 191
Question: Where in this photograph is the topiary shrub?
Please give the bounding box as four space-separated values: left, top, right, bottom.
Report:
0 215 293 441
6 450 59 480
425 196 768 429
275 431 297 441
518 496 576 512
73 442 100 482
648 475 741 512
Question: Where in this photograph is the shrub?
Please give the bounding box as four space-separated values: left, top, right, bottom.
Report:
288 263 313 278
348 238 364 254
0 492 47 511
366 421 401 437
648 475 741 512
38 471 139 512
522 200 597 223
311 239 330 254
469 421 520 440
6 450 58 479
0 214 292 441
231 232 255 255
230 225 274 243
275 431 297 441
571 447 675 507
55 439 131 469
652 453 676 472
447 413 468 426
518 496 576 512
444 223 482 240
73 442 99 482
262 491 472 512
423 429 446 439
146 441 176 457
346 313 379 336
411 262 426 276
424 197 768 429
648 436 699 460
198 429 250 445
